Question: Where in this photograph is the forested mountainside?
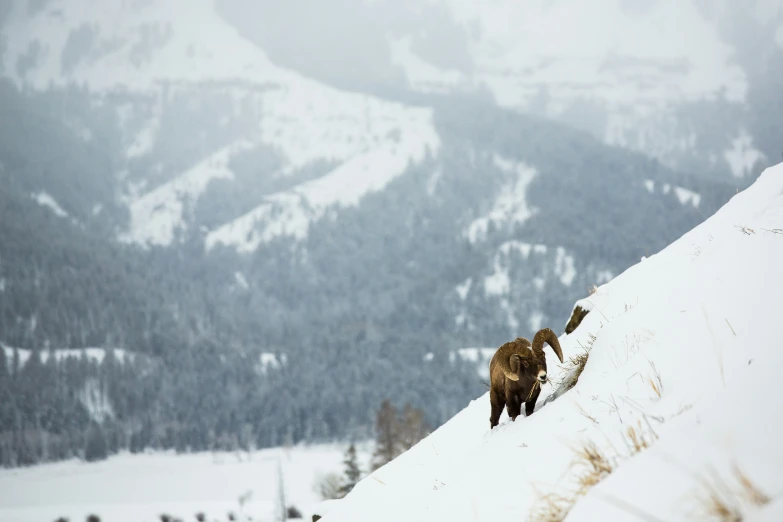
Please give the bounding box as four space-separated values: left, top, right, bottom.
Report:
0 0 757 467
0 79 743 467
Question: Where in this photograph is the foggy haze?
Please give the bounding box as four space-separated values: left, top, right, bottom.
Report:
0 0 781 520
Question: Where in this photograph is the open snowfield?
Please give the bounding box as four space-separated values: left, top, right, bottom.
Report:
0 443 372 522
316 161 783 521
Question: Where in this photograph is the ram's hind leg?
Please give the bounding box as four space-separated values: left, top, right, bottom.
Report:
489 388 505 429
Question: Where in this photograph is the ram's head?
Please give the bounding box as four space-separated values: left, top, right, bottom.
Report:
502 328 564 387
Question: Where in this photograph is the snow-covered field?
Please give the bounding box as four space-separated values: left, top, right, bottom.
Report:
0 443 372 522
316 161 783 521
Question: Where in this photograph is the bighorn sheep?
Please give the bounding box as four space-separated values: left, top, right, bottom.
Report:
488 327 564 429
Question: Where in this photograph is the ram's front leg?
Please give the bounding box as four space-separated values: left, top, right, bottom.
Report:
505 389 522 421
525 385 542 417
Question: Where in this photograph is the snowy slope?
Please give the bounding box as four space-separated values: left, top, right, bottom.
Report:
418 0 744 104
120 140 254 246
0 0 293 90
391 0 768 177
1 0 442 249
205 111 439 251
316 160 783 521
464 154 538 244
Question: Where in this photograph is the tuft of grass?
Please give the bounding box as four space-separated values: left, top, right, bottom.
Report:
571 351 590 382
735 466 771 506
530 420 659 522
693 464 771 521
553 332 597 391
573 441 615 492
646 360 663 399
623 422 656 454
576 402 598 425
529 441 615 522
529 489 575 522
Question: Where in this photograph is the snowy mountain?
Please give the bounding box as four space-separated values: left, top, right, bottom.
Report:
0 0 760 463
222 0 783 181
1 0 443 249
391 0 754 173
315 160 783 521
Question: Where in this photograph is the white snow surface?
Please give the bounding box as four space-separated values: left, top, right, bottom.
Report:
455 277 472 301
121 140 252 246
674 186 702 208
0 443 373 522
2 345 133 367
388 35 468 94
317 161 783 521
205 115 439 252
30 191 69 218
645 180 702 208
466 154 538 244
724 128 766 178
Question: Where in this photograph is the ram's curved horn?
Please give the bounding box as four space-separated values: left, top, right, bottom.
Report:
532 328 564 363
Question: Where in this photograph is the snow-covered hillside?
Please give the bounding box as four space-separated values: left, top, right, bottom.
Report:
315 161 783 521
1 0 441 250
391 0 772 178
205 108 439 252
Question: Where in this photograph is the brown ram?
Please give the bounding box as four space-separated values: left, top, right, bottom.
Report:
488 327 564 429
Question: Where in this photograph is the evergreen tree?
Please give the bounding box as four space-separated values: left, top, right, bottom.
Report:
84 422 107 462
339 442 362 496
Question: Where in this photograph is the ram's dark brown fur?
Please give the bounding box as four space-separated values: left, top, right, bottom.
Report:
488 328 564 429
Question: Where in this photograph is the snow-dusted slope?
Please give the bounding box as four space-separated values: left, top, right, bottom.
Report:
1 0 442 249
316 161 783 521
464 154 538 244
438 0 744 104
0 0 292 90
392 0 769 177
120 140 254 246
205 111 439 251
